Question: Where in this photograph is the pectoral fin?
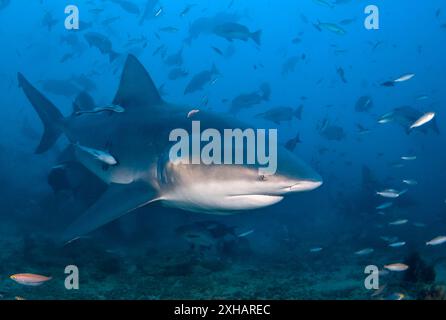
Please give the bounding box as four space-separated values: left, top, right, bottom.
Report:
61 181 159 243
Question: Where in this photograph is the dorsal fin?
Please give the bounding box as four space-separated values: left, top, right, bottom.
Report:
73 91 95 113
113 54 163 108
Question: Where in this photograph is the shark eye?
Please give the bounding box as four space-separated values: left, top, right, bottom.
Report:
258 175 266 181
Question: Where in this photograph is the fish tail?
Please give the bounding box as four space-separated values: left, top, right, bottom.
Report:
251 30 262 46
17 72 65 154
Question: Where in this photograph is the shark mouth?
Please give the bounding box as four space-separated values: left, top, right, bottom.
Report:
283 180 323 193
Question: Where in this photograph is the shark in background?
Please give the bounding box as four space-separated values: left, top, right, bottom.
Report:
18 55 322 243
378 106 440 135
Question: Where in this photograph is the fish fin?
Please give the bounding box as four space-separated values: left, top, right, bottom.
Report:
72 91 95 114
251 30 262 46
17 73 64 154
113 54 163 108
295 132 301 143
60 181 159 243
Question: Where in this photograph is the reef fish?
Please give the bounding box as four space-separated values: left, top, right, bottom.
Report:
409 112 435 130
384 263 409 272
426 236 446 246
355 248 374 255
213 22 262 45
10 274 52 286
75 143 118 166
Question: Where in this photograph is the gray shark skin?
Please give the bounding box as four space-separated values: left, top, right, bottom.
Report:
17 55 322 243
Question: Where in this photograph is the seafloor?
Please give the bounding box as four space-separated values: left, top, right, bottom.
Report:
1 219 445 300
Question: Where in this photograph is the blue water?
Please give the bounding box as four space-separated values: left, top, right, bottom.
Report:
1 0 446 300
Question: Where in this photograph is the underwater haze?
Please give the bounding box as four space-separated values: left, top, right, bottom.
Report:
1 0 446 300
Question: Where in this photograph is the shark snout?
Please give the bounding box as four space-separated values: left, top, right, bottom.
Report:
286 179 323 192
274 148 323 193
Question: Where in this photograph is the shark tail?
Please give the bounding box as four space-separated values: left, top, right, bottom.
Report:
17 72 65 154
251 30 262 46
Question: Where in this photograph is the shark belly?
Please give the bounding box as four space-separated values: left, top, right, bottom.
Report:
160 181 284 214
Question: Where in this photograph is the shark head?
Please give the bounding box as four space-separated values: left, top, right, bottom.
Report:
157 144 322 213
269 146 323 193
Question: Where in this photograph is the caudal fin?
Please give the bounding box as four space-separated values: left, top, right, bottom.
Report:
251 30 262 46
17 73 64 154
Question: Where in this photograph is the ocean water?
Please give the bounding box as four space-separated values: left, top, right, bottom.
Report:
1 0 446 300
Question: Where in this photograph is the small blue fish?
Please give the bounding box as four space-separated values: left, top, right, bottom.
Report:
376 202 393 210
389 241 406 248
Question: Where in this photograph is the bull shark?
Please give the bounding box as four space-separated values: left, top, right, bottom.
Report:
18 55 322 243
